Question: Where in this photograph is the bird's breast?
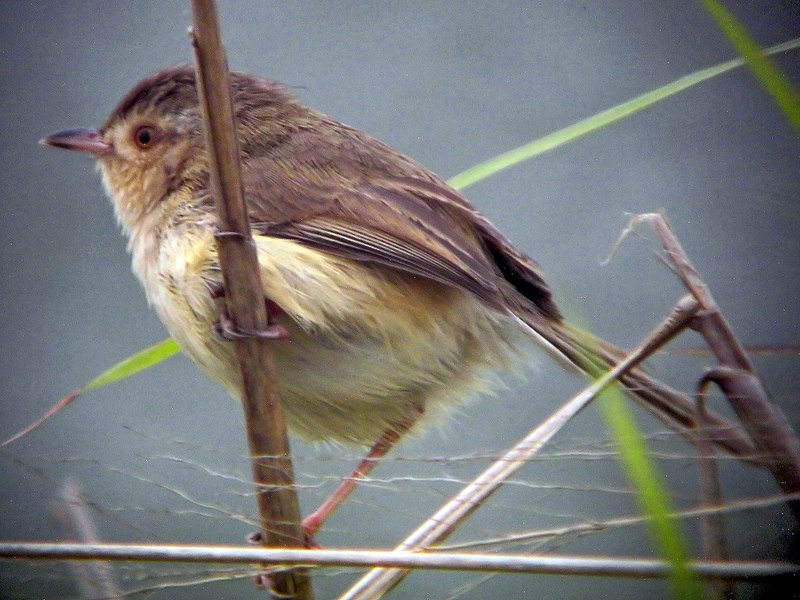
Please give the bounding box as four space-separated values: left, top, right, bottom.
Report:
130 226 525 445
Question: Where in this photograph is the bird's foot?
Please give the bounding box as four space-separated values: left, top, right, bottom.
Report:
247 527 322 551
210 284 288 341
212 310 289 341
246 530 320 590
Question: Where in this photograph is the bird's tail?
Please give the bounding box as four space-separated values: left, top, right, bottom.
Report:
515 312 757 460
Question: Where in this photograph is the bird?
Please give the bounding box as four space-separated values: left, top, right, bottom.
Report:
42 65 743 537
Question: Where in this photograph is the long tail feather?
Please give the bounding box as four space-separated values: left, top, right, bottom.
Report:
516 313 759 463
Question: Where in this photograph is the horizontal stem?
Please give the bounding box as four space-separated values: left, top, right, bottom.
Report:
0 542 794 580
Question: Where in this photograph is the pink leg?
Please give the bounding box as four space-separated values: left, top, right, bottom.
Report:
302 405 423 543
247 406 423 587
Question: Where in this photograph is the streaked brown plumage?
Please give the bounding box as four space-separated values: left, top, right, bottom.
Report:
43 66 720 449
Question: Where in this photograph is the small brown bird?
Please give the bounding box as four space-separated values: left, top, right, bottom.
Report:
43 66 714 535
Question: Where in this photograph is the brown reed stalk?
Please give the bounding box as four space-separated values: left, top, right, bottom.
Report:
641 212 800 510
189 1 312 597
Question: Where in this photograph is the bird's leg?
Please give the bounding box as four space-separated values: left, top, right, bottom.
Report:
302 404 424 544
209 283 289 341
244 409 422 588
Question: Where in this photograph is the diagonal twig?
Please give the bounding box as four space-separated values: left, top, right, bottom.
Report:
339 296 701 599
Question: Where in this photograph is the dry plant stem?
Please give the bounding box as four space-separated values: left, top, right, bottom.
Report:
640 212 800 507
439 491 800 552
694 389 736 600
1 389 80 447
694 389 730 563
641 213 751 369
703 368 800 520
189 1 311 598
54 481 122 600
2 542 796 580
339 295 701 600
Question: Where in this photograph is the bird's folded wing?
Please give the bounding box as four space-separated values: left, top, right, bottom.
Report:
240 132 558 318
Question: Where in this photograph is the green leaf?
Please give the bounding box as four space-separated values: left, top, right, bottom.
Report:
2 339 181 446
701 0 800 134
84 338 181 392
599 384 702 600
448 37 800 191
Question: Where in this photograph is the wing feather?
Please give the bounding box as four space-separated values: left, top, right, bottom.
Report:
241 121 558 318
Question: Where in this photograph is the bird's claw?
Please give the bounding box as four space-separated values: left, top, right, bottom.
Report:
212 312 289 341
246 530 319 590
210 284 288 341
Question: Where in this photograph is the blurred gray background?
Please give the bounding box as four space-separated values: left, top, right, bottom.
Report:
1 1 799 598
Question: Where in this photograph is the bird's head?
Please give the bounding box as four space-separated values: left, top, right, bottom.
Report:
41 66 300 234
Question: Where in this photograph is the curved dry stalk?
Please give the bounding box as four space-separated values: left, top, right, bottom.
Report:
637 213 800 509
693 389 736 600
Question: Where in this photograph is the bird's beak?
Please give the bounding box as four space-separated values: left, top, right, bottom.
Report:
40 127 111 156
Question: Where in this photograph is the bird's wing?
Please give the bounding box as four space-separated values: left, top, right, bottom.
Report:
241 125 559 319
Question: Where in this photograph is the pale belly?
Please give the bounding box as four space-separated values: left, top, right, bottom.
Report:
145 233 522 445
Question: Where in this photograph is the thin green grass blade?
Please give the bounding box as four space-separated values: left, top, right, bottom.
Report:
701 0 800 134
84 338 181 392
599 383 702 600
448 37 800 191
2 339 181 445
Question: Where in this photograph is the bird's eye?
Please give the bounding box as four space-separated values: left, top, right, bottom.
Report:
134 125 155 149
